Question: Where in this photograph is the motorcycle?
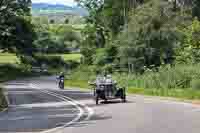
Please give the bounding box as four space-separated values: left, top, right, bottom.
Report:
57 76 64 89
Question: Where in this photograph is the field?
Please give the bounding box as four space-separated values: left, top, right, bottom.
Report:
51 54 82 62
0 53 19 64
0 53 82 64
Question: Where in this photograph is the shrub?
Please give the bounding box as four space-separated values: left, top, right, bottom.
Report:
114 64 200 90
34 55 65 68
191 79 200 90
65 60 80 70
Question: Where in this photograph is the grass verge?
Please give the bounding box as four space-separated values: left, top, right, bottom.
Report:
48 54 82 62
0 53 19 64
65 79 89 89
0 53 82 64
65 79 200 101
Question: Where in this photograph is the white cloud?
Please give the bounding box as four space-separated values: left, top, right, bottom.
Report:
32 0 76 6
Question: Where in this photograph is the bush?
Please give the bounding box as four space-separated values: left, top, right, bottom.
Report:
114 64 200 90
65 60 80 70
81 48 95 65
103 64 114 74
34 55 65 68
191 79 200 90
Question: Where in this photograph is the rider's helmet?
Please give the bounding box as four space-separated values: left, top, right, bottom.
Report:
60 72 64 75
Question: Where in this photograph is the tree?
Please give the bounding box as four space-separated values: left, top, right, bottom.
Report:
176 18 200 63
0 0 36 55
64 18 69 24
193 0 200 20
117 0 180 72
49 19 55 24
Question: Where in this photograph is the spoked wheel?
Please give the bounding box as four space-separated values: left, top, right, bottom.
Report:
121 88 127 103
59 83 64 89
96 95 99 105
122 94 126 103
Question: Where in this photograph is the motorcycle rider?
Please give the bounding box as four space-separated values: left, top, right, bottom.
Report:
59 72 65 79
58 72 65 89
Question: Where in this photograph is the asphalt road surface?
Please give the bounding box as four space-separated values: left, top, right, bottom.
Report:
1 76 200 133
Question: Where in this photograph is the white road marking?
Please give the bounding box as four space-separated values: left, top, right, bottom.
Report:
29 83 94 133
45 89 94 121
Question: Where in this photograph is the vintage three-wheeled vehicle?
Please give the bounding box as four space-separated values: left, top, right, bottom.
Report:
89 78 126 105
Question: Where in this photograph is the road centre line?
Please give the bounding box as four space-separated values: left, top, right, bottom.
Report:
44 89 94 121
29 83 83 133
30 83 94 133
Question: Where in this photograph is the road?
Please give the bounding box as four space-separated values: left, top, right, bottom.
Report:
1 76 200 133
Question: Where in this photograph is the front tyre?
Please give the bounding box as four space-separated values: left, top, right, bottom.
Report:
96 95 99 105
59 82 64 89
121 88 126 103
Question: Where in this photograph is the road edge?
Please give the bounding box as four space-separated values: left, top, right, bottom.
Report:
65 86 200 108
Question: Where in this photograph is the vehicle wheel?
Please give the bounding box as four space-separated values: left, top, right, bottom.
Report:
121 88 126 103
96 95 99 105
59 83 64 89
93 89 96 96
122 94 126 103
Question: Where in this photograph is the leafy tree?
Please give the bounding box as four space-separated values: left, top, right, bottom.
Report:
117 0 180 72
49 19 55 24
0 0 36 55
64 18 69 24
33 21 81 54
193 0 200 20
176 18 200 63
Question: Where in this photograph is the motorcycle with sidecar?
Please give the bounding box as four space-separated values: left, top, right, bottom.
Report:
89 81 126 105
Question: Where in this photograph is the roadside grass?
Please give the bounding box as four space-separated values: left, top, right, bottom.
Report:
41 54 82 62
127 88 200 100
65 79 89 89
0 53 82 64
0 88 8 111
0 53 19 64
56 54 82 62
64 79 200 100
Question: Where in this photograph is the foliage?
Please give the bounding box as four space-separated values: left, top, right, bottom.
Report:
32 19 81 53
0 64 33 82
0 0 36 55
116 0 180 72
0 53 19 64
192 0 200 20
80 47 95 65
176 18 200 63
114 64 200 89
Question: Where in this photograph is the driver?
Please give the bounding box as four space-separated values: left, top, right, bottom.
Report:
105 75 116 96
95 73 105 91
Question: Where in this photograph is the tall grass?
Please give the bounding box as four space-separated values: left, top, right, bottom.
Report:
65 64 200 100
115 64 200 90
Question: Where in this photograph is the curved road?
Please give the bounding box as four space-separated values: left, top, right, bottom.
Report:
1 76 200 133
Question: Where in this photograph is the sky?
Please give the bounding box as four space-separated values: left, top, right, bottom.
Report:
32 0 76 6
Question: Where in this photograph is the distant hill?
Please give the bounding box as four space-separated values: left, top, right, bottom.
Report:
31 3 88 16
